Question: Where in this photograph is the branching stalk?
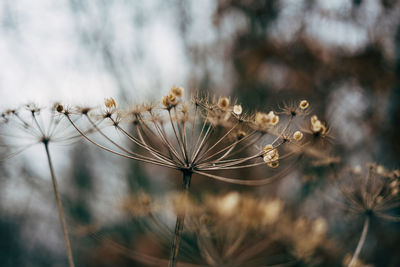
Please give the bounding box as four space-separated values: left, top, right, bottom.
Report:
44 142 75 267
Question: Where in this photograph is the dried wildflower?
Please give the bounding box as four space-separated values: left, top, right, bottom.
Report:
63 90 323 267
333 163 400 267
0 104 80 267
293 130 304 141
233 104 243 115
106 191 333 266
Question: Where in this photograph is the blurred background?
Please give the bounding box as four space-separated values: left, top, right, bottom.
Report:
0 0 400 266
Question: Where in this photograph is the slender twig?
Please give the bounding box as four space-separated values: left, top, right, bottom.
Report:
44 142 75 267
348 216 370 267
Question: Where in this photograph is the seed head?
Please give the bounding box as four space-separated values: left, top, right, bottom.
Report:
170 86 184 97
161 94 178 108
299 100 309 110
233 104 243 115
263 145 279 161
105 97 117 109
293 131 303 141
218 97 230 110
310 115 326 134
255 111 279 127
54 103 64 113
255 112 270 125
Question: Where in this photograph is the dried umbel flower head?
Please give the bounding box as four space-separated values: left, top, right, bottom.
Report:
333 163 400 267
280 100 311 117
0 103 86 159
0 103 82 267
97 191 333 267
62 89 325 267
336 163 400 221
64 90 319 187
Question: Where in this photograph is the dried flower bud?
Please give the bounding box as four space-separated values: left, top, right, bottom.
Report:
299 100 309 110
312 120 322 132
255 112 270 125
170 86 184 97
161 95 168 107
311 115 318 125
54 103 64 113
263 144 279 162
218 97 230 110
161 94 178 108
293 131 303 141
236 130 247 140
262 199 283 225
271 114 279 125
233 104 243 115
105 97 117 109
255 111 279 126
168 94 177 105
217 192 240 216
267 161 279 168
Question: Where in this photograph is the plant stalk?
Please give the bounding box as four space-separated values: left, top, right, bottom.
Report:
348 216 370 267
44 142 75 267
169 171 192 267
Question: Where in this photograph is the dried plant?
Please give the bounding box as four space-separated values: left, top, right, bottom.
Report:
57 87 327 266
333 163 400 267
0 104 90 267
118 191 332 266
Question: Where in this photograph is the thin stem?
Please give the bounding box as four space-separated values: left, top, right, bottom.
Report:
44 142 75 267
348 216 370 267
169 171 192 267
